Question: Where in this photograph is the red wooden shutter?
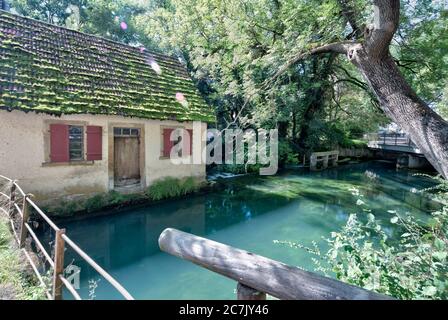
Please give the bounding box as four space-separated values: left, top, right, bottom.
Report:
163 128 174 157
86 126 102 161
183 129 193 156
50 124 69 163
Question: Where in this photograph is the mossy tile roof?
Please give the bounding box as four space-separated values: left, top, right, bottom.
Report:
0 10 215 122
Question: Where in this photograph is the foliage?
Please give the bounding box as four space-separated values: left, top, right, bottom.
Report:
139 0 394 154
415 174 448 205
0 217 47 300
278 140 299 165
146 177 199 201
10 1 447 154
43 177 202 216
396 1 448 108
278 185 448 300
84 191 141 212
10 0 88 25
10 0 160 48
44 191 146 216
325 207 448 300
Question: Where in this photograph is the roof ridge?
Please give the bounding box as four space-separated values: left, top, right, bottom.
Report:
0 8 179 63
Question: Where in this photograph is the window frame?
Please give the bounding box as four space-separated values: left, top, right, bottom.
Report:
43 120 95 166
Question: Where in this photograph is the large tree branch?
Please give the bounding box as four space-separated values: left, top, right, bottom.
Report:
266 41 357 88
338 0 364 38
364 0 400 59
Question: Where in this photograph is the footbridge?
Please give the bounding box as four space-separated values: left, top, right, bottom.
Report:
366 133 429 169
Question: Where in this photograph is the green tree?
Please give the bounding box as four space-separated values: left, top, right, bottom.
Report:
10 0 88 25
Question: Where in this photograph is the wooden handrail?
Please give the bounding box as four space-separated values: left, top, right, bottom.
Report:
159 228 394 300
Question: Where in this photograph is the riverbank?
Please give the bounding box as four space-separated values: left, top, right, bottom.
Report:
43 160 439 224
0 216 46 300
46 179 218 224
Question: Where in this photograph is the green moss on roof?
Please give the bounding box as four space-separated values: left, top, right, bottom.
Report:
0 10 215 122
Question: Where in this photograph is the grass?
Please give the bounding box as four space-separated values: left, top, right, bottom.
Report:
346 138 368 148
43 177 203 217
0 216 47 300
146 177 200 201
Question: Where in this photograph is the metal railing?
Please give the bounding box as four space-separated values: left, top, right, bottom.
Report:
159 228 394 300
365 132 415 148
0 175 134 300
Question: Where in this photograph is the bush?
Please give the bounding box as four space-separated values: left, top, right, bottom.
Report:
146 177 199 201
278 141 299 166
84 194 107 213
278 186 448 300
323 207 448 300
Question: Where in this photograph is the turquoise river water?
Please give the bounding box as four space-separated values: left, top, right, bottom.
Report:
47 161 440 299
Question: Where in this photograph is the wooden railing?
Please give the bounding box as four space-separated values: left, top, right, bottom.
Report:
0 175 134 300
309 151 339 171
159 228 394 300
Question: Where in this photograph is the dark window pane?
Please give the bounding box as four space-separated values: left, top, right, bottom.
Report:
69 136 82 142
131 129 139 136
114 128 121 135
69 125 84 161
122 128 131 135
69 126 82 135
69 150 83 160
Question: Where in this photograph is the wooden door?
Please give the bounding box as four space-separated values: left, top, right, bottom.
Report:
114 137 140 186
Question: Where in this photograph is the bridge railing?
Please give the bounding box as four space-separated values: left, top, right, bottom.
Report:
365 132 415 147
159 228 394 300
0 175 134 300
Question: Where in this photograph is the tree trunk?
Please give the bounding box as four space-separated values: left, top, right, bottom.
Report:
274 0 448 176
350 49 448 178
320 0 448 178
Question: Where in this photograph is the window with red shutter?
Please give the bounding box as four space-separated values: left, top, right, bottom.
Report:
68 126 84 160
163 128 174 157
50 124 69 163
86 126 102 161
183 129 193 156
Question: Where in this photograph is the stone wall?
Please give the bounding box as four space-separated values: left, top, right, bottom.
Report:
0 110 207 204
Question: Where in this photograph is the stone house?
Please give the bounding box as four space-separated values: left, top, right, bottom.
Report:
0 10 214 203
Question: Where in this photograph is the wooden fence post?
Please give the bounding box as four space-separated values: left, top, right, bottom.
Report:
53 228 66 300
237 282 266 300
8 182 16 217
19 194 31 248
